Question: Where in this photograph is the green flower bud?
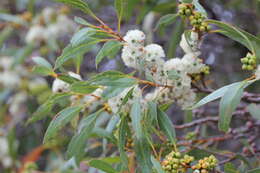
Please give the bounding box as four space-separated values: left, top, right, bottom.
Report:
241 57 248 63
199 26 206 32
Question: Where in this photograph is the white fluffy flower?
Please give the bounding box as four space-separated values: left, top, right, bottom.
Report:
25 25 48 44
121 45 145 69
123 30 146 47
180 32 200 55
108 86 142 114
164 58 186 73
182 53 205 74
52 72 81 93
144 44 166 83
145 44 165 60
255 65 260 80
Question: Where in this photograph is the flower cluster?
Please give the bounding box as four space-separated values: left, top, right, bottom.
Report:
25 7 76 45
108 85 143 114
121 30 207 109
161 151 194 173
191 155 218 173
241 52 257 71
52 72 105 113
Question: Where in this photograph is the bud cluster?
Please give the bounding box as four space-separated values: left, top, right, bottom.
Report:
178 3 211 33
191 155 218 173
162 151 194 173
241 53 257 71
178 3 194 17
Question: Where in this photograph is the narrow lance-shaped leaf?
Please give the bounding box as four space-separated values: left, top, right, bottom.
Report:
43 106 83 143
154 14 179 30
27 93 72 124
96 40 122 67
118 115 129 170
157 108 176 144
114 0 127 30
55 39 102 69
55 0 95 18
151 156 165 173
130 99 142 139
32 56 52 69
191 82 241 109
207 19 260 60
88 160 119 173
67 110 102 162
218 82 246 132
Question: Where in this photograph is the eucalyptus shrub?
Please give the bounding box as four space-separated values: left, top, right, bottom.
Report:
22 0 260 172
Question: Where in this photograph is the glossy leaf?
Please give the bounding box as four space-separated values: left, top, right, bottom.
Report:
96 40 122 67
151 156 165 173
67 110 101 162
218 82 246 132
154 14 179 30
71 28 97 46
55 39 102 69
32 56 52 69
43 106 83 143
130 99 142 139
157 108 176 144
191 82 241 109
88 160 119 173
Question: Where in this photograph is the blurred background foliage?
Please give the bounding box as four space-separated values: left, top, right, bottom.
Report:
0 0 260 172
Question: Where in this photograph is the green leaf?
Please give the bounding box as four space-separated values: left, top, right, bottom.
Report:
71 28 97 46
154 14 179 30
27 93 72 124
134 136 152 173
43 106 83 143
0 26 13 48
147 102 158 125
191 82 241 109
207 19 260 60
247 104 260 120
94 78 137 88
88 160 119 173
55 39 101 69
57 74 81 84
67 110 102 162
55 0 95 17
101 87 126 100
74 16 92 27
118 115 129 170
247 168 260 173
192 0 207 17
32 66 55 76
130 99 142 139
32 56 52 69
167 19 185 58
151 156 165 173
96 40 122 67
218 82 246 132
114 0 127 25
157 108 176 144
70 81 100 94
224 163 240 173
